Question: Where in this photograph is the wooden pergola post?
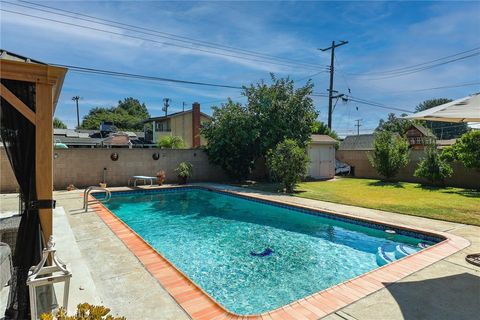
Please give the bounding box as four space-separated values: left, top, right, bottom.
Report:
0 56 67 243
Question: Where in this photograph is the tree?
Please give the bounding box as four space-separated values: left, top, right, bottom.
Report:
414 144 453 185
201 100 259 179
202 75 317 180
443 131 480 171
266 139 309 193
415 99 468 139
368 131 410 180
53 117 67 129
81 97 150 130
157 135 185 149
311 121 339 140
245 74 317 154
375 113 412 136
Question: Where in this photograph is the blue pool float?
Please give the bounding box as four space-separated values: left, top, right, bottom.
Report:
250 248 274 257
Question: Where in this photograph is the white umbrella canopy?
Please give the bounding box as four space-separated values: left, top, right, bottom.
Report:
403 93 480 122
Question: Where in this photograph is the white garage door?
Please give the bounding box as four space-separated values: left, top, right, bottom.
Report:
308 144 334 179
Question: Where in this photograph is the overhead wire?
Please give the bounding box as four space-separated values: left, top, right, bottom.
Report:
1 2 327 71
54 64 243 89
345 46 480 77
15 0 327 69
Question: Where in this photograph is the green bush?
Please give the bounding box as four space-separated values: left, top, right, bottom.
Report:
368 131 410 180
414 144 453 184
157 135 185 149
448 130 480 170
41 303 125 320
266 139 309 193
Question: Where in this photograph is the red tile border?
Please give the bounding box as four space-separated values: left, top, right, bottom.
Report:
86 186 470 320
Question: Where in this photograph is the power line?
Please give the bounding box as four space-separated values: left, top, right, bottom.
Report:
54 63 243 89
1 4 326 71
346 96 413 113
14 0 327 70
383 81 480 94
360 52 480 80
312 93 413 113
346 46 480 77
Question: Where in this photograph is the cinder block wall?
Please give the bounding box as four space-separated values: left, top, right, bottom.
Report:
0 148 227 193
336 149 480 189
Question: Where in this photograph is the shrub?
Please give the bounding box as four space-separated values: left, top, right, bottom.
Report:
414 144 453 185
368 131 410 180
157 135 185 149
41 303 125 320
266 139 309 193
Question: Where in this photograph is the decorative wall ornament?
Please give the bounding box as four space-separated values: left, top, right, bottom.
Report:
110 152 119 161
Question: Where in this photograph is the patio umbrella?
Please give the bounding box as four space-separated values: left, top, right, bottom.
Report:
403 93 480 122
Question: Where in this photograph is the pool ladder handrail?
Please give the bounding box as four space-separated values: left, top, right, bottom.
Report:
83 186 111 212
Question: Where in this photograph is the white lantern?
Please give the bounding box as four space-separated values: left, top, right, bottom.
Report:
26 236 72 320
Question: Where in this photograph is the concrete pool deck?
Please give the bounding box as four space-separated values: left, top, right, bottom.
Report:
0 184 479 319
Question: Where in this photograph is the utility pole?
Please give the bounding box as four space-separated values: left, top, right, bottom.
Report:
319 40 348 129
162 98 170 117
355 119 362 136
72 96 81 129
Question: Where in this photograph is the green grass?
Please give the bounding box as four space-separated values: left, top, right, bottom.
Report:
236 177 480 226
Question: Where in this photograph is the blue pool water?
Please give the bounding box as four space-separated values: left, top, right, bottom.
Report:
100 188 439 314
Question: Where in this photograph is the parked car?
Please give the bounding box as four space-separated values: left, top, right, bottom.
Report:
335 160 351 176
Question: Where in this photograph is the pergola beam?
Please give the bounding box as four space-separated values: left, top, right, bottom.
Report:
35 82 54 243
0 83 36 125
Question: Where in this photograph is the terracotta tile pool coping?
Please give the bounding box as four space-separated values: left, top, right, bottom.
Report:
88 186 470 320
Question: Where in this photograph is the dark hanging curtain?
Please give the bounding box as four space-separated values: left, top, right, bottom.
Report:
1 79 42 320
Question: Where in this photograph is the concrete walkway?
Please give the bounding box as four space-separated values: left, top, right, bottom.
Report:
1 185 478 319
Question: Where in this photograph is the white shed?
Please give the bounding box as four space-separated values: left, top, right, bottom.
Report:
307 135 337 179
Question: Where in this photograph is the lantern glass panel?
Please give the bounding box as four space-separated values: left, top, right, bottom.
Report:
34 282 58 319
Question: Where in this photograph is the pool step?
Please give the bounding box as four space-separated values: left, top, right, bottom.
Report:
377 243 424 266
395 244 418 259
376 244 396 266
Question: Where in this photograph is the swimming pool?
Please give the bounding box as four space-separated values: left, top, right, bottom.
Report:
96 187 442 315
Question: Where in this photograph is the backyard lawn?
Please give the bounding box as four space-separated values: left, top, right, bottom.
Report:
237 177 480 226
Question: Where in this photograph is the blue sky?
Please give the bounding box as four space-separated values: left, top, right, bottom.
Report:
1 0 479 136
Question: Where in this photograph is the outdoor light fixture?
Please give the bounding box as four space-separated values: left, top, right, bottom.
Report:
27 236 72 320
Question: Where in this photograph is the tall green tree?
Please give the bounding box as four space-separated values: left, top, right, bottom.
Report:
368 131 410 180
53 117 67 129
81 97 150 130
202 100 259 179
415 99 468 139
245 74 317 154
375 113 412 136
203 75 317 180
311 121 339 140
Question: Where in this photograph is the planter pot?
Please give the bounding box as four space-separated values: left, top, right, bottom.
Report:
99 183 107 188
157 178 165 186
177 175 187 185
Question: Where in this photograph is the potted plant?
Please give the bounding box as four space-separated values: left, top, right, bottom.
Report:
156 170 166 185
175 162 193 185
